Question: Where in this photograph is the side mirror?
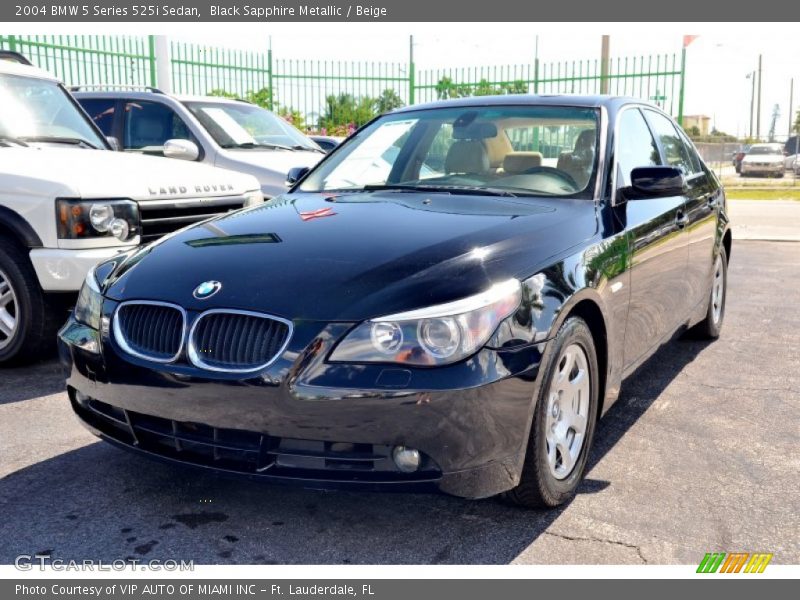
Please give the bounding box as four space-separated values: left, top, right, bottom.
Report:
163 139 200 161
106 136 121 151
286 166 310 186
628 166 686 199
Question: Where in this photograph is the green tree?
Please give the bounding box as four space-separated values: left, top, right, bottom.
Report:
208 88 240 99
375 88 404 114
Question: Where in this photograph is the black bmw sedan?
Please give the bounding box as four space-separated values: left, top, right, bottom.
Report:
58 96 731 508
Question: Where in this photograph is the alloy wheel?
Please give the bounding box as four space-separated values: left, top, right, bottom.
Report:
545 343 591 480
0 268 19 350
711 254 724 324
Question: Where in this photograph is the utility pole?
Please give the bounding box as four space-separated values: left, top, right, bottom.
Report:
153 35 171 93
748 71 755 139
789 78 794 139
756 54 763 139
408 35 415 105
600 35 610 95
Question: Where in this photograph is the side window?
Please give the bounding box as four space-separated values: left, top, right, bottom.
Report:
123 100 192 155
676 129 704 175
616 108 661 187
79 99 116 136
645 110 695 175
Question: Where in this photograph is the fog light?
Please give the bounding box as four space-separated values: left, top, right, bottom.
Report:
392 446 421 473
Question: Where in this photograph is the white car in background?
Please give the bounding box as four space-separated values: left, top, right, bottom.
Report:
739 143 785 177
74 89 325 198
0 52 263 364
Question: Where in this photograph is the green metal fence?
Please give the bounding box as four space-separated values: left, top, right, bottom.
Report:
1 34 686 132
0 34 155 88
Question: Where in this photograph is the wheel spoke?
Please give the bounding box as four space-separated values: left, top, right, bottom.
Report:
0 311 13 337
556 438 574 474
0 288 12 309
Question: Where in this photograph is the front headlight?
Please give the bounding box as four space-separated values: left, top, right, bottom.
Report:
57 199 139 241
244 190 265 207
330 279 522 366
74 266 103 330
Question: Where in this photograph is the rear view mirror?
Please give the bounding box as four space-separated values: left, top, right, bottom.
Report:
286 166 310 186
163 139 199 161
628 166 686 199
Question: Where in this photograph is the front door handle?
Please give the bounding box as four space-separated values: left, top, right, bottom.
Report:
676 210 689 229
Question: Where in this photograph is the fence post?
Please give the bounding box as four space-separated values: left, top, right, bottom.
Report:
267 42 274 110
677 46 686 126
147 35 158 88
7 35 17 52
408 35 416 105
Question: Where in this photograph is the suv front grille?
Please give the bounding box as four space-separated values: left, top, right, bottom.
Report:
113 302 185 362
188 310 291 372
138 197 245 243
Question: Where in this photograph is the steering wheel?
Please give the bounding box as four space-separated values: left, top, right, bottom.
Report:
521 166 579 190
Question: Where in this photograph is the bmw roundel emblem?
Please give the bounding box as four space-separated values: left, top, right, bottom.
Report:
193 280 222 300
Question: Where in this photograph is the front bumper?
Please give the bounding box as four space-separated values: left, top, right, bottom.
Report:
58 315 546 499
740 163 783 175
30 247 132 292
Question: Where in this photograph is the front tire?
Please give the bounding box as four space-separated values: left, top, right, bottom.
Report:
691 246 728 339
0 239 63 365
504 317 599 509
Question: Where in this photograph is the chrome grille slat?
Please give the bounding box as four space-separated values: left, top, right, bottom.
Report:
188 309 292 373
113 301 185 363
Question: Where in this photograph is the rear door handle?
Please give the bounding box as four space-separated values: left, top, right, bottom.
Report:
676 210 688 229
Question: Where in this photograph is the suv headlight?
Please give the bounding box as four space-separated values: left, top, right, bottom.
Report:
330 279 522 366
57 199 139 241
74 266 103 330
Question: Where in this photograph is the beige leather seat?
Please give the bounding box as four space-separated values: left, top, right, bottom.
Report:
503 151 543 174
445 140 490 175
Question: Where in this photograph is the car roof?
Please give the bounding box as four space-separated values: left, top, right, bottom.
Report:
72 89 255 106
392 94 654 114
0 59 59 82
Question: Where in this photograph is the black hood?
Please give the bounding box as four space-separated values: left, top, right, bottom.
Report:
104 192 597 321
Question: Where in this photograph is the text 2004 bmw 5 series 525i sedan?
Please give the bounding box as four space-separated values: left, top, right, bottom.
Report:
58 96 731 508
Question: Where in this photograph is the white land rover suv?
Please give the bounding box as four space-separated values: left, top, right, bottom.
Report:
0 53 263 364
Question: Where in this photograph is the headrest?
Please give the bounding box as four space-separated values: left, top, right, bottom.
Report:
445 140 490 174
574 129 596 152
453 122 498 140
503 151 543 174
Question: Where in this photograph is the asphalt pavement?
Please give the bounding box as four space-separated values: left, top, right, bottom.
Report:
0 241 798 565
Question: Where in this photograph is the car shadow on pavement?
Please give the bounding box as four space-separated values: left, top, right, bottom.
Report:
0 357 64 406
0 338 710 565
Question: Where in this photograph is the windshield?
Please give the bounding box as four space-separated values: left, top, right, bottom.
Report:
300 105 600 198
0 73 106 148
183 100 319 151
749 145 782 155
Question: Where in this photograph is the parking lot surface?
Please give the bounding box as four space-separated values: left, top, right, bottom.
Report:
0 241 798 565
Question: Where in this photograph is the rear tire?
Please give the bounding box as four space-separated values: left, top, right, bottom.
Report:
503 317 599 509
691 246 728 340
0 239 64 366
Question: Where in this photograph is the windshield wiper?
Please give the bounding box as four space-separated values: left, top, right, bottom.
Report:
223 141 296 151
19 135 98 149
296 144 326 154
362 183 518 197
0 135 29 147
